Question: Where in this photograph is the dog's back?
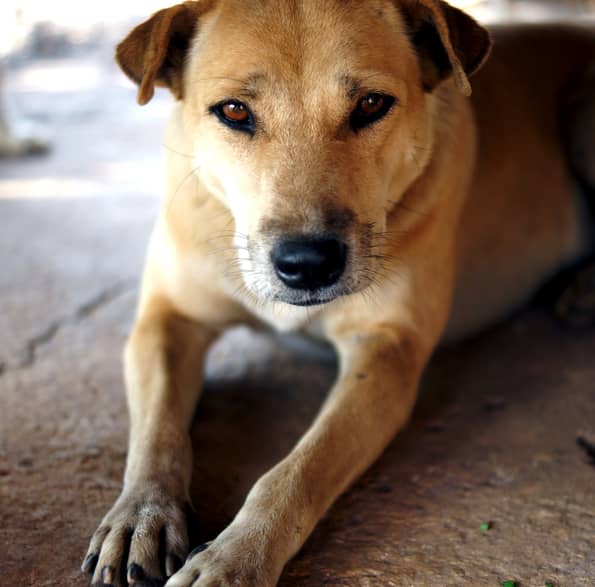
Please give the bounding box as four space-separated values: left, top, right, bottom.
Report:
446 24 595 339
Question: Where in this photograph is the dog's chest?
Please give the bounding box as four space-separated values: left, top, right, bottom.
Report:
238 293 325 336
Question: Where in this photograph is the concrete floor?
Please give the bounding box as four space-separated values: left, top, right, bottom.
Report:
1 47 595 587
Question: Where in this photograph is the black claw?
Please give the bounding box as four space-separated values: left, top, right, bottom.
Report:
186 543 209 561
128 563 146 581
81 553 99 574
127 562 168 587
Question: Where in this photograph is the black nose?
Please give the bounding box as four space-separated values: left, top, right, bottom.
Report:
272 238 347 290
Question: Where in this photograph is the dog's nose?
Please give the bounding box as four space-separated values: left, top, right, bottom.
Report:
272 238 347 290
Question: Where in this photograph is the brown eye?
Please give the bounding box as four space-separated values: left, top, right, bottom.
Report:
222 101 249 122
350 93 396 132
360 94 384 115
211 99 256 134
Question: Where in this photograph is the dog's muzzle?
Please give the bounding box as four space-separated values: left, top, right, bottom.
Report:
271 237 347 292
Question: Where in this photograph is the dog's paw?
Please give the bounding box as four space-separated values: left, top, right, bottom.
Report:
82 485 191 586
165 527 276 587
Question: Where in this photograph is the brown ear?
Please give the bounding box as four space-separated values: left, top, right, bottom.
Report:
399 0 492 96
116 1 211 105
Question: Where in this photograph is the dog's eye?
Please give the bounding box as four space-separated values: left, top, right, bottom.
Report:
222 101 249 123
211 100 255 134
350 93 396 132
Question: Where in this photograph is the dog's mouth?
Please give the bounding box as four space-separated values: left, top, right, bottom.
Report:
271 283 346 307
283 295 340 307
245 267 368 309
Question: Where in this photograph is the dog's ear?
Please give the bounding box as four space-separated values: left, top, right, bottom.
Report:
116 1 212 105
399 0 492 96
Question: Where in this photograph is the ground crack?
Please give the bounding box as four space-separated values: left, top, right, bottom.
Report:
10 278 136 371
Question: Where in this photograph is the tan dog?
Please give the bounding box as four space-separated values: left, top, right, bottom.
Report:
82 1 595 586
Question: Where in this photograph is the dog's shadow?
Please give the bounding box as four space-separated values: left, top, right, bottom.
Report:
188 313 587 583
189 327 337 539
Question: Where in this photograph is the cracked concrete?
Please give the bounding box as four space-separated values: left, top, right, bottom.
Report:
1 34 595 587
15 279 136 370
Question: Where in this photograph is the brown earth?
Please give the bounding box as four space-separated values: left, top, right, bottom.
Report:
1 50 594 587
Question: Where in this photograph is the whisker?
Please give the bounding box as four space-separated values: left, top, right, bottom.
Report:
166 166 201 215
162 144 195 159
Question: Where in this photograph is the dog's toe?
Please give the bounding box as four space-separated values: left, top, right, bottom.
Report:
82 553 100 575
90 525 129 586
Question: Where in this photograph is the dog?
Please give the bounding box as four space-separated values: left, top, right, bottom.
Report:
82 1 595 585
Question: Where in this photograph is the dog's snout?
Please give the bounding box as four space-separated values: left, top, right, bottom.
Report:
272 238 347 290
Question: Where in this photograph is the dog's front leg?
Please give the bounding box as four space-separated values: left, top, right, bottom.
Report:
83 297 217 586
167 325 429 587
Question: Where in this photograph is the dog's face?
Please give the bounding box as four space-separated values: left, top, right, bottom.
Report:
117 0 490 307
186 0 430 306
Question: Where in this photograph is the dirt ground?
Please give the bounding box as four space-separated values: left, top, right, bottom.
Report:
1 37 595 587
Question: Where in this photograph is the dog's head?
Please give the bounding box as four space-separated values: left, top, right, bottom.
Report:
117 0 490 307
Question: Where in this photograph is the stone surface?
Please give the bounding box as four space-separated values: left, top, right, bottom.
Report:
1 48 594 587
